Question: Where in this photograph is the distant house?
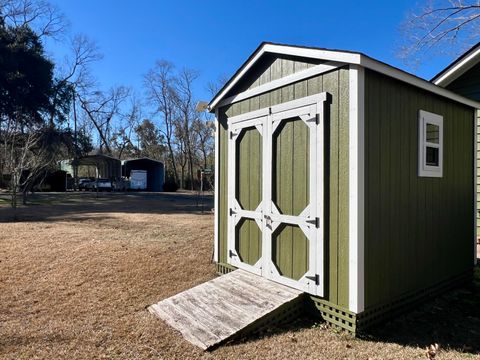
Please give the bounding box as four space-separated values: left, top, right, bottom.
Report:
431 43 480 236
208 42 478 334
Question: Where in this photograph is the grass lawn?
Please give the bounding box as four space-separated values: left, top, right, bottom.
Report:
0 192 479 359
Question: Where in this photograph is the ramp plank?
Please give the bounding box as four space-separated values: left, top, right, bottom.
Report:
148 269 302 350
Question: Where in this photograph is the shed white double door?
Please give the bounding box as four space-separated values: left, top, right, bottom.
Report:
227 94 327 296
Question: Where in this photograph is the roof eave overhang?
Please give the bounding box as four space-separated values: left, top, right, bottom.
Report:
209 43 480 111
432 46 480 87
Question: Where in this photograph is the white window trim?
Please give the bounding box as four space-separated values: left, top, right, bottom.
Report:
418 110 443 178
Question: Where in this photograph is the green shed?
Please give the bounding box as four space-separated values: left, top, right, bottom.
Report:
208 42 478 334
431 42 480 240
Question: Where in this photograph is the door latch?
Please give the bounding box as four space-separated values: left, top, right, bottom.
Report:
264 214 272 227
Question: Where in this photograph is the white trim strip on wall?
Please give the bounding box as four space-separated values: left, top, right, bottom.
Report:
213 108 220 263
348 64 365 314
217 61 341 107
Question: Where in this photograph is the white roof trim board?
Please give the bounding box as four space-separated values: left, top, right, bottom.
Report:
209 42 480 110
431 44 480 87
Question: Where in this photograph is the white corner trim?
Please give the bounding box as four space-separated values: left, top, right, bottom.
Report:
217 61 341 108
433 46 480 87
348 65 365 314
213 108 220 263
474 110 478 266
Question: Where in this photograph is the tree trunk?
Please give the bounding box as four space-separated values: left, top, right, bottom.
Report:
187 147 194 191
11 174 17 221
166 137 178 184
180 165 185 189
22 188 28 205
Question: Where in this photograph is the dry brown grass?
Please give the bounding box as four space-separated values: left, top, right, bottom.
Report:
0 192 478 359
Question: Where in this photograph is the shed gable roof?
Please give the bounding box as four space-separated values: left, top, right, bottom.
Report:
208 42 480 111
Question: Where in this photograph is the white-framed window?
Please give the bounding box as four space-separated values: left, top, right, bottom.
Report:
418 110 443 178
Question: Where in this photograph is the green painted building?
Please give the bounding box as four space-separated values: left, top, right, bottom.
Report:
431 42 480 238
208 42 478 333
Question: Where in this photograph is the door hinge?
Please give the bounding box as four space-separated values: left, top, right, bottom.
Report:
229 208 236 216
229 250 236 258
307 217 320 228
315 113 320 125
306 274 320 285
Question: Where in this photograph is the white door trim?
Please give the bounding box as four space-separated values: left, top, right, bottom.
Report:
226 92 329 296
227 116 266 275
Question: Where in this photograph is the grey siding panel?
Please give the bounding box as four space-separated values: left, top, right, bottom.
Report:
364 69 474 309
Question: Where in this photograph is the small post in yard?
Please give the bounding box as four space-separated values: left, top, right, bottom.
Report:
200 169 204 213
196 169 205 213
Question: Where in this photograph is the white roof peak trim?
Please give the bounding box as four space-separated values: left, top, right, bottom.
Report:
432 46 480 87
209 43 480 110
217 61 341 108
262 43 362 64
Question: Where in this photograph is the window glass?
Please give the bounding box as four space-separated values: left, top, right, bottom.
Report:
426 146 439 166
426 123 439 144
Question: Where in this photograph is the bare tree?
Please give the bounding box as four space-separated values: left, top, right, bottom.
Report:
173 67 199 190
174 120 188 189
399 1 480 65
192 118 214 170
144 60 179 184
0 0 67 39
79 86 130 155
206 74 229 97
111 94 142 159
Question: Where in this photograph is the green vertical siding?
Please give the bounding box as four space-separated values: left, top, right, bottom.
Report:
364 69 474 309
272 119 309 216
272 224 308 280
236 219 262 265
216 62 350 308
228 54 324 96
442 70 480 238
236 127 262 211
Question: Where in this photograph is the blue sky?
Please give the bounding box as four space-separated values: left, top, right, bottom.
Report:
47 1 461 103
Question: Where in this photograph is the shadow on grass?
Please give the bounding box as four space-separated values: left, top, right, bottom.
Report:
0 191 214 222
361 266 480 355
226 267 480 356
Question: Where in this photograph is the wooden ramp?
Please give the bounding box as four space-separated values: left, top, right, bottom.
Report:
148 269 303 350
